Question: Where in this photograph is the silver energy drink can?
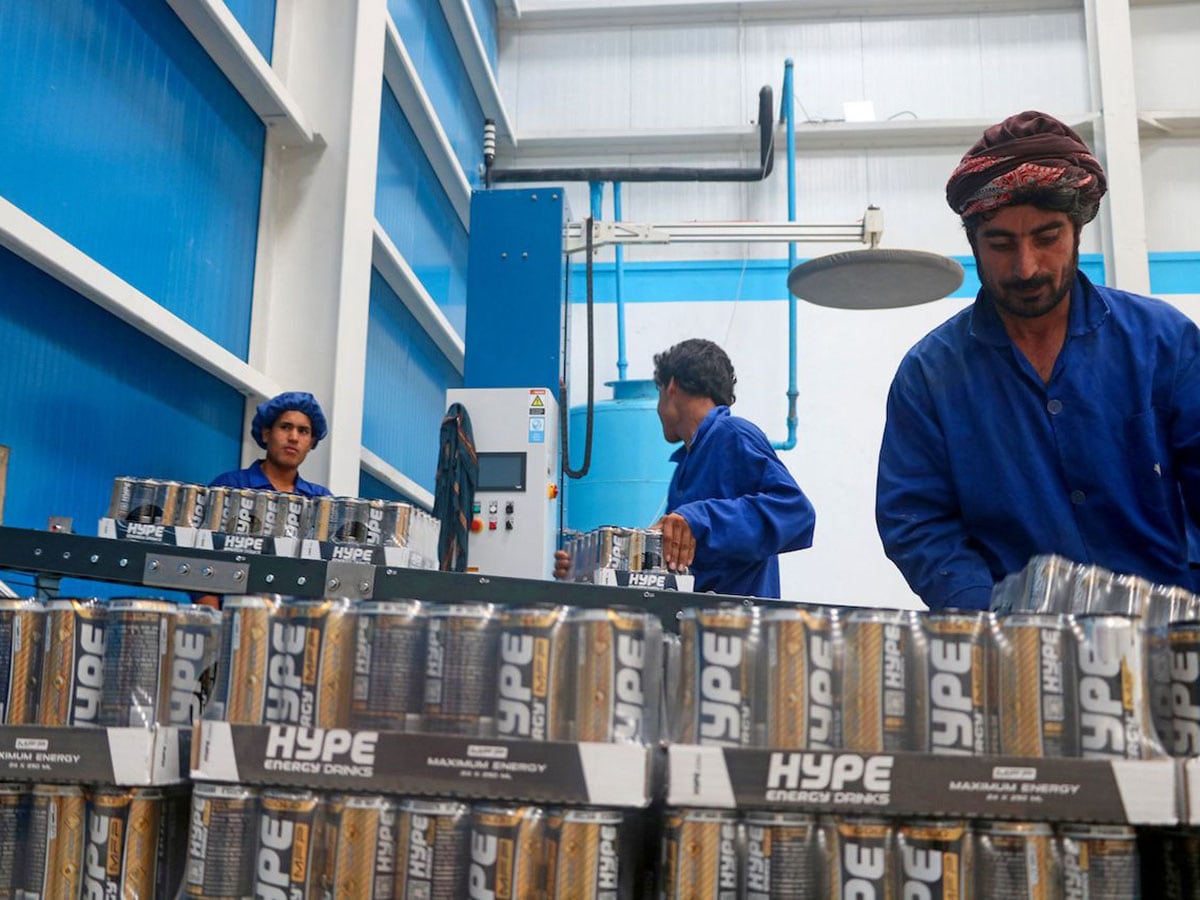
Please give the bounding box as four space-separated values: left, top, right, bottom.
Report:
186 783 260 899
925 611 994 755
108 476 140 521
468 805 544 900
381 501 412 547
823 816 895 900
324 794 398 899
174 484 209 529
843 609 927 752
569 607 657 744
0 784 28 894
254 790 325 900
1073 613 1155 759
1169 619 1200 755
264 599 356 729
395 799 470 900
201 486 231 532
170 604 222 726
100 598 176 727
349 600 425 731
661 809 741 900
496 605 571 741
759 605 841 750
208 594 280 724
743 811 818 900
0 599 44 725
895 819 974 900
998 613 1078 757
82 786 163 900
421 604 499 736
24 784 87 900
39 598 107 727
273 493 310 539
1060 824 1140 900
223 489 271 536
678 604 759 747
544 808 626 900
976 821 1061 900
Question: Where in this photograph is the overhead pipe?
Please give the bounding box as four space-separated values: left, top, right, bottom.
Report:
613 182 628 381
486 87 775 184
772 59 799 452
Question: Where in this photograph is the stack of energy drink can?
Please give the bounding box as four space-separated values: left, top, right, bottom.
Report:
0 782 190 898
207 595 666 744
659 811 1142 899
185 787 640 900
562 527 673 581
0 596 221 728
107 476 441 561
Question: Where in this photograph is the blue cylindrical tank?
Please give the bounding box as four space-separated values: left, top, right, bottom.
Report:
566 379 675 533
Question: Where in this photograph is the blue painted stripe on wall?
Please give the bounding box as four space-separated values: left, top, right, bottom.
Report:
563 253 1200 303
377 82 469 336
0 0 264 358
222 0 276 62
388 0 485 186
0 245 243 599
364 269 464 494
359 470 408 503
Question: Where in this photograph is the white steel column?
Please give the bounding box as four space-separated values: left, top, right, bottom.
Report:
1084 0 1151 294
246 0 389 494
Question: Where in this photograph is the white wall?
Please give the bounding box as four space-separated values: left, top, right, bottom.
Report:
508 2 1200 607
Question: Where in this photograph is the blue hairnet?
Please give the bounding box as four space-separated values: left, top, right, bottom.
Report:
252 392 328 449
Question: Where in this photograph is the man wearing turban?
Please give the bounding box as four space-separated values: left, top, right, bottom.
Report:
210 391 333 497
876 111 1200 610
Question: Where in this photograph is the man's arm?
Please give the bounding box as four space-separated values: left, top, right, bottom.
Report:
875 361 994 610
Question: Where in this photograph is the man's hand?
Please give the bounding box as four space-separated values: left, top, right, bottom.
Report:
653 513 696 571
553 549 572 581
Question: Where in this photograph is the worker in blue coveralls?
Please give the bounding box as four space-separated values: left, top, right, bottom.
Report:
210 391 333 497
556 339 816 598
876 110 1200 611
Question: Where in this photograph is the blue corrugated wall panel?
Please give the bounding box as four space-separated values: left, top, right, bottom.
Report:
364 270 463 495
467 0 498 71
388 0 485 186
359 471 407 503
0 246 244 599
222 0 276 61
0 0 264 359
376 83 469 336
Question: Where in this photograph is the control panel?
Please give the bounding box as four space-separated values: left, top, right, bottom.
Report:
446 387 560 579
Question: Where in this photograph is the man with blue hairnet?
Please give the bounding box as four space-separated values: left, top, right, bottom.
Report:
210 391 333 496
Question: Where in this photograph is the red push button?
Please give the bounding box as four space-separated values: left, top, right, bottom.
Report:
470 519 483 533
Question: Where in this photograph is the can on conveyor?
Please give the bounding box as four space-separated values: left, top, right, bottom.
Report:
100 598 177 728
896 819 974 900
185 783 260 899
998 614 1078 757
39 598 107 727
1060 824 1140 900
1073 613 1156 759
263 598 356 729
975 821 1061 900
23 784 87 899
208 594 279 724
661 809 741 900
323 794 397 900
570 607 658 744
743 811 818 900
824 817 895 900
82 786 163 900
842 609 927 752
759 606 841 750
496 605 571 741
1168 619 1200 756
254 790 325 900
0 599 43 725
677 605 759 747
349 600 425 732
421 604 498 736
544 808 627 900
169 604 222 726
925 611 994 756
395 799 470 900
468 805 544 900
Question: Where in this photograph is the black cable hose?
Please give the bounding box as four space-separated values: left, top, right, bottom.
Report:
561 216 596 479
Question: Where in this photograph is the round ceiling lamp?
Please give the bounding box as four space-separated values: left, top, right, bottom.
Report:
787 248 965 310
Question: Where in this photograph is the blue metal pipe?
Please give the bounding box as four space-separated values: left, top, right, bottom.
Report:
772 58 799 451
589 181 604 219
613 182 628 381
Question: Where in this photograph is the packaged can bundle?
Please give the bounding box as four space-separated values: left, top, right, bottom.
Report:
496 605 571 741
186 783 260 899
382 501 413 547
661 809 741 900
823 816 894 900
100 598 177 728
0 598 44 725
1072 612 1160 759
169 603 222 725
677 604 759 747
39 598 107 727
975 821 1061 900
23 784 87 899
758 605 842 750
273 493 310 539
108 475 140 522
544 808 628 900
570 607 661 744
0 784 28 893
422 603 499 736
743 811 818 900
395 799 470 900
254 790 325 900
313 497 370 543
997 613 1077 757
896 819 973 900
1060 824 1140 900
1168 617 1200 756
842 609 927 752
263 598 356 729
349 599 425 731
323 794 397 900
110 477 181 525
925 611 995 755
468 805 544 900
207 594 280 724
1012 554 1079 614
82 786 164 899
1071 566 1152 618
